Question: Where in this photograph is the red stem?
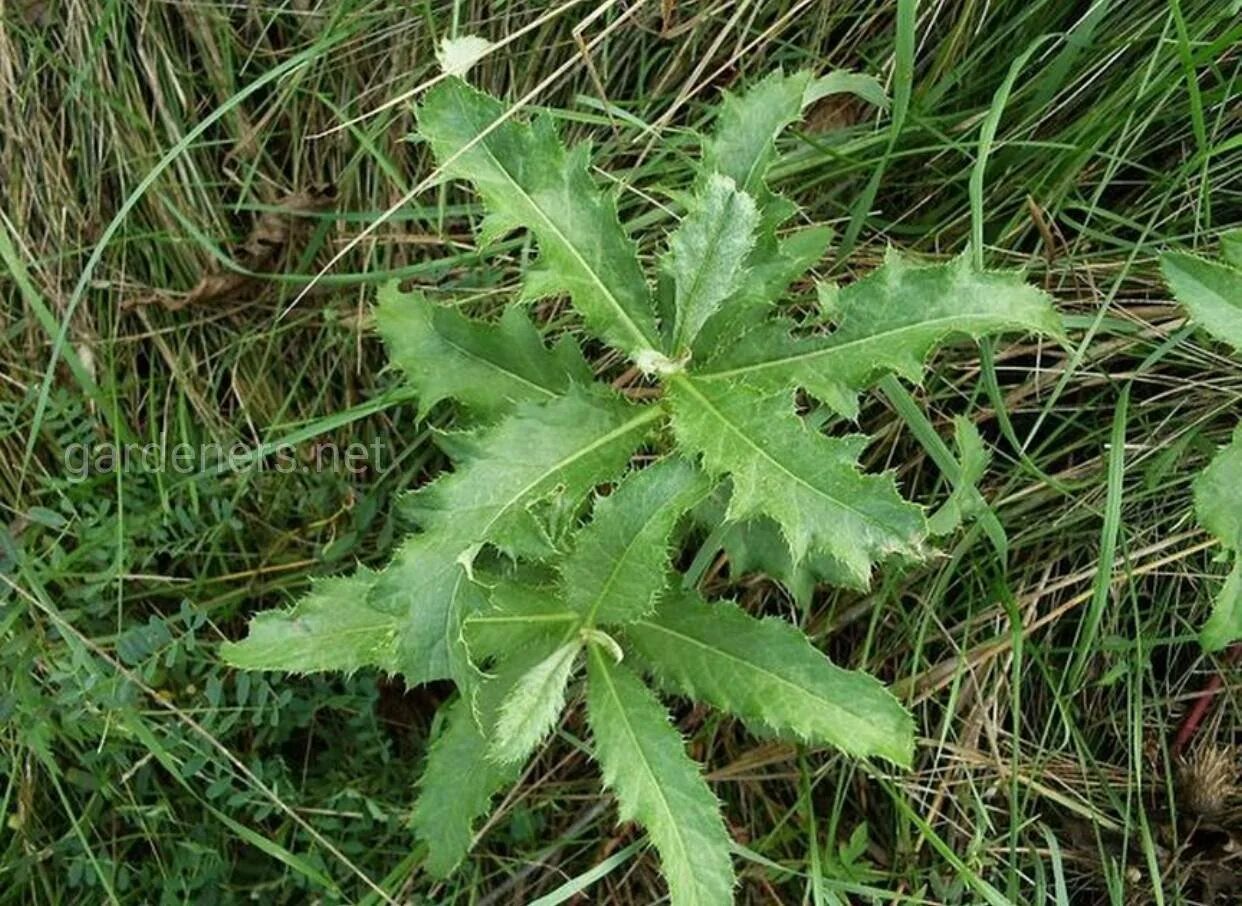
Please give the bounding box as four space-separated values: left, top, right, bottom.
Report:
1171 642 1242 758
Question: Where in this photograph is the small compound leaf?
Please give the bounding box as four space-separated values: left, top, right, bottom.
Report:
627 592 914 766
562 458 712 625
586 648 735 906
221 571 401 674
412 697 520 876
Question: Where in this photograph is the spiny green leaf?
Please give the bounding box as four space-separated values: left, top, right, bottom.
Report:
411 697 520 876
368 389 656 683
668 375 924 581
401 387 661 559
666 174 759 352
562 458 711 625
627 592 914 766
704 68 813 217
489 640 581 764
1221 228 1242 269
367 535 487 686
1195 426 1242 651
718 514 864 606
221 571 401 674
694 252 1062 418
1162 251 1242 353
418 77 662 360
692 224 832 360
804 70 889 111
586 648 735 906
375 282 589 417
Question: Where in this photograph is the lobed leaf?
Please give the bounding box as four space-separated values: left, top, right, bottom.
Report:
418 78 663 360
221 571 401 675
561 458 712 625
411 697 521 876
368 388 657 683
666 174 759 352
375 282 589 417
668 375 925 581
1195 426 1242 651
586 647 735 906
691 224 832 360
627 592 914 766
694 252 1063 418
399 387 661 558
1161 251 1242 353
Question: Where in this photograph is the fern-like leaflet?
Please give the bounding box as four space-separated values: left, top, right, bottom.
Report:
223 63 1060 904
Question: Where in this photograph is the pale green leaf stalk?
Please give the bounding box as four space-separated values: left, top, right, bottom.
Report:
223 64 1061 895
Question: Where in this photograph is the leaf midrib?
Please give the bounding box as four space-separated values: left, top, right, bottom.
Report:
633 615 896 750
590 650 695 895
670 375 911 540
694 312 1042 382
447 88 659 356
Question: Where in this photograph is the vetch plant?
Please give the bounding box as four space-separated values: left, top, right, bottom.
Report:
223 65 1060 903
1162 235 1242 651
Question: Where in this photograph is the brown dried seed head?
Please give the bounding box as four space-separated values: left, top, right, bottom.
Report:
1177 745 1238 820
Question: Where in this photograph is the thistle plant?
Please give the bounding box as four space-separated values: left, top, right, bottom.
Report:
1162 236 1242 651
223 65 1060 903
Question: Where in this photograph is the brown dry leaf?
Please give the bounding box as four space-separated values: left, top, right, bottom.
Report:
143 186 336 311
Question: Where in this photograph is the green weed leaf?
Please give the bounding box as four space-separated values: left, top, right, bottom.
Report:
376 282 589 417
627 592 914 766
586 647 735 906
669 376 924 580
489 640 581 764
411 697 521 876
666 174 759 352
221 571 400 674
1161 251 1242 352
561 458 711 625
694 251 1062 418
1195 426 1242 651
418 78 662 360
